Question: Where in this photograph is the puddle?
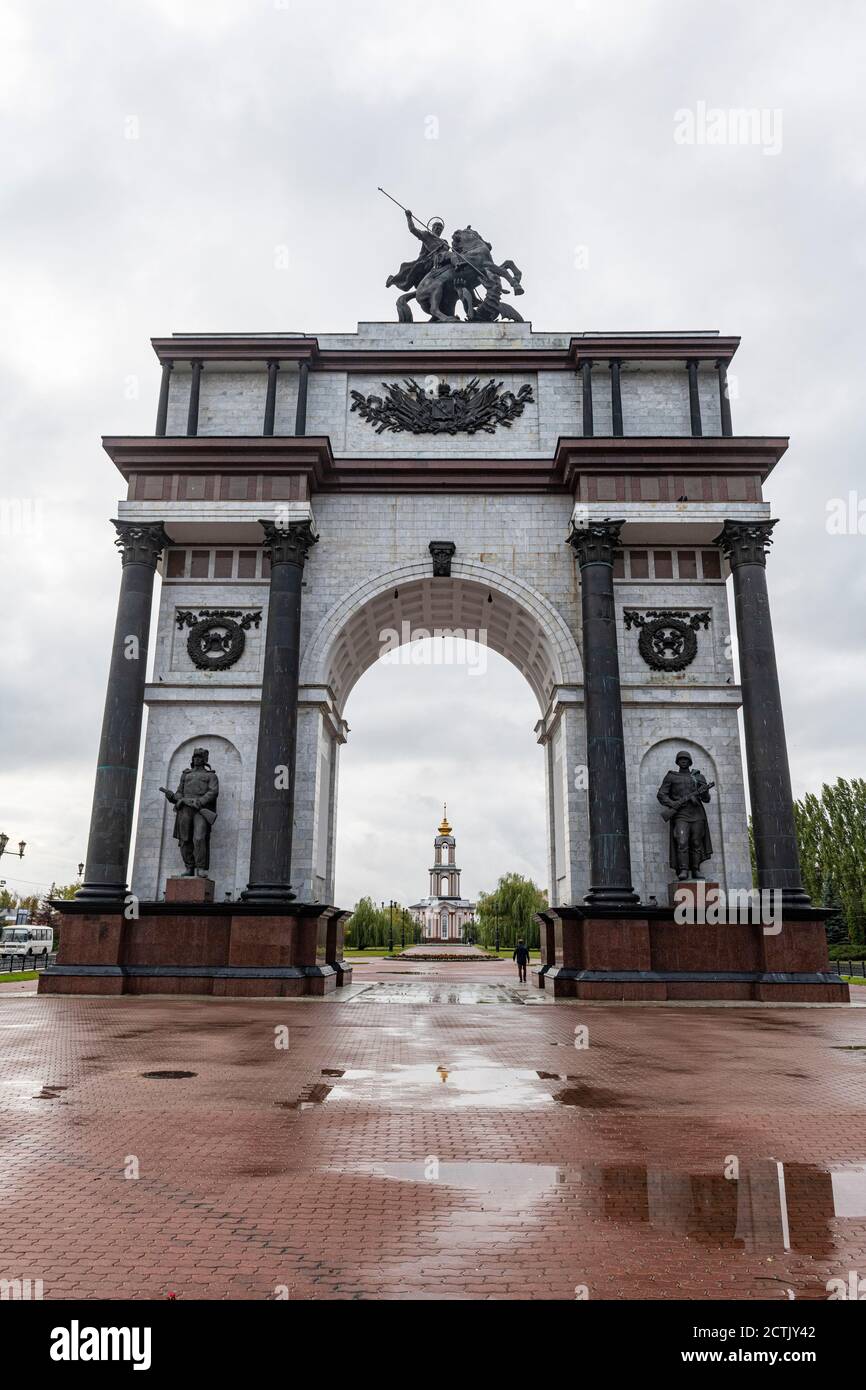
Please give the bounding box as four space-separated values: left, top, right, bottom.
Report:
337 1161 563 1201
327 1159 866 1254
297 1062 553 1110
140 1070 197 1080
350 983 528 1007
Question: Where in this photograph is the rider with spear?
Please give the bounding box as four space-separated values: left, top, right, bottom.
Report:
381 189 449 291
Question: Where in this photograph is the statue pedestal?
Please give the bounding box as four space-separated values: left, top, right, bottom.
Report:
166 876 215 904
536 903 849 1003
39 901 353 998
667 880 721 914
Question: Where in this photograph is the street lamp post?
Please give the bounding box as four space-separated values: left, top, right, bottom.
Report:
389 899 395 954
0 834 26 862
400 909 405 951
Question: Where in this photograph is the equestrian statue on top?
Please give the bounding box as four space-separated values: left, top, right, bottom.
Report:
380 188 525 324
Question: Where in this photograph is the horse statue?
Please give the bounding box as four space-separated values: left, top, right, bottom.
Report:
395 225 525 324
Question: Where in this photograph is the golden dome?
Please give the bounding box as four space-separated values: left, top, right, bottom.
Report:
438 803 452 836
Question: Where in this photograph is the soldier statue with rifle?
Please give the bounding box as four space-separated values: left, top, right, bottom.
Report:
656 751 715 881
160 748 219 878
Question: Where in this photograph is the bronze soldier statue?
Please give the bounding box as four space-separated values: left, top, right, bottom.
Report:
656 751 715 881
159 748 219 878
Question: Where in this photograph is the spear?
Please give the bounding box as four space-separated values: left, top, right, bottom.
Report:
377 186 434 231
375 187 511 301
376 187 490 283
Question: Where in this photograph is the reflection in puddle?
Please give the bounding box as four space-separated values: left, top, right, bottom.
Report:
340 1161 563 1201
328 1159 866 1255
831 1166 866 1217
554 1084 628 1110
275 1082 333 1110
33 1085 69 1101
351 983 528 1006
323 1063 553 1109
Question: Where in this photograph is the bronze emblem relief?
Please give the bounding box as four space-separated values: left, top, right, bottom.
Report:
623 609 711 672
176 609 262 671
350 377 534 435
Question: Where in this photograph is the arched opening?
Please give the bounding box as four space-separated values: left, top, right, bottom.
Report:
293 567 586 910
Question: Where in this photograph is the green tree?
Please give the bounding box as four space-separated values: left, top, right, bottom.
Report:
475 873 547 950
793 779 866 946
344 897 409 951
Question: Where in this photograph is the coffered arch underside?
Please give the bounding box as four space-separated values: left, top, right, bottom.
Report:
300 560 583 714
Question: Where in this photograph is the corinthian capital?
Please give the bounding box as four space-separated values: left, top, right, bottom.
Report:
566 516 625 568
259 516 319 568
111 519 172 569
713 518 778 569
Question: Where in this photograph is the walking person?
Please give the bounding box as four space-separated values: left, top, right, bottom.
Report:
513 939 530 984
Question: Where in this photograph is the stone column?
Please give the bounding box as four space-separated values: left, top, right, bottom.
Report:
567 519 638 906
155 360 173 436
609 358 623 437
263 359 279 436
715 519 810 906
186 359 203 436
76 520 171 901
295 362 309 435
243 518 318 902
686 359 702 437
716 359 733 436
579 359 594 437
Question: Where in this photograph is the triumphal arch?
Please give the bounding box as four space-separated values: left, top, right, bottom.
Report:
42 214 847 1002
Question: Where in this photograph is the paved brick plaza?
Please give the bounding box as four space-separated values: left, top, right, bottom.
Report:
1 961 865 1301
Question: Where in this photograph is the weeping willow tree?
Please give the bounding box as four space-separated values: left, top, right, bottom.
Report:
475 873 547 950
792 779 866 946
344 897 415 950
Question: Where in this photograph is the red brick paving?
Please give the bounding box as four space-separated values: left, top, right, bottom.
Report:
1 961 865 1301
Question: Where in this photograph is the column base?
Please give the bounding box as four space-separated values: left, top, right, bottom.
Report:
584 887 641 908
72 883 128 904
240 885 297 904
39 899 351 998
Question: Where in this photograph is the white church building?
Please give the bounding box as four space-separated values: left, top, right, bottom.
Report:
408 808 476 942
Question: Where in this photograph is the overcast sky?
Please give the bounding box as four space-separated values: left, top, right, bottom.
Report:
1 0 864 909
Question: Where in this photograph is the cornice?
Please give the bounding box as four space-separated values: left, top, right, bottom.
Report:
151 336 319 365
567 334 740 366
149 333 740 373
103 434 788 495
104 435 334 485
555 435 788 486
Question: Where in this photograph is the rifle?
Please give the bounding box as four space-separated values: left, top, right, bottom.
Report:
159 788 217 825
660 781 715 822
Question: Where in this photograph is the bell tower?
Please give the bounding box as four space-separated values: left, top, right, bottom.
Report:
409 805 476 942
429 805 460 900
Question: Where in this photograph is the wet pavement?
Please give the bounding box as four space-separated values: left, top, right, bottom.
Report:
1 959 865 1300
